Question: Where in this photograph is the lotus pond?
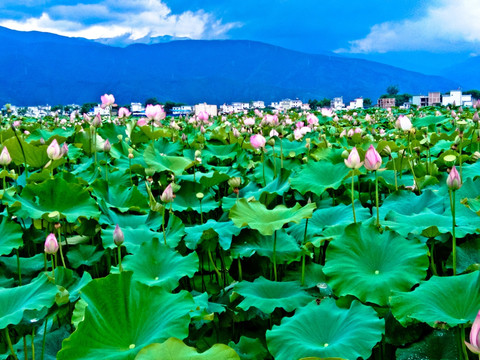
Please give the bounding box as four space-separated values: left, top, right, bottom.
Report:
0 104 479 360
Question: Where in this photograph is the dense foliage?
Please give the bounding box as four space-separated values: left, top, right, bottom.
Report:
0 103 479 359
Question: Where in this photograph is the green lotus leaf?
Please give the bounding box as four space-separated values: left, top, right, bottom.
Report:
53 267 92 303
290 161 350 196
0 273 57 330
3 136 49 168
323 223 429 306
447 238 480 273
144 142 193 176
144 137 183 156
231 229 302 262
179 170 231 188
0 253 45 280
3 177 101 222
66 244 104 268
184 220 242 250
461 161 480 181
172 181 219 213
203 143 239 161
0 216 23 256
395 330 458 360
57 272 195 360
285 262 327 289
266 299 384 360
233 277 313 314
288 203 371 244
122 238 198 290
391 271 480 327
190 292 226 322
382 209 452 238
135 338 240 360
91 181 149 213
229 199 316 236
97 123 128 146
228 336 268 360
378 189 444 219
27 127 75 143
413 115 446 128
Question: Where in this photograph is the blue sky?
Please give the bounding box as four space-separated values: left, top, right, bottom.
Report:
1 0 479 66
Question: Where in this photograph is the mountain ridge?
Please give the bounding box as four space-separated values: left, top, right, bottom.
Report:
0 26 459 106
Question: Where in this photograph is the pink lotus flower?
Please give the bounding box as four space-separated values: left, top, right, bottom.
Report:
113 224 124 246
104 139 111 152
145 104 166 122
47 139 63 160
92 113 102 127
44 233 59 254
101 94 115 109
466 310 480 354
321 108 333 117
160 183 175 203
264 114 278 125
269 129 279 137
137 118 147 127
118 107 131 119
61 143 69 157
307 113 319 125
83 113 91 123
446 166 462 190
197 111 209 122
344 147 363 169
364 145 382 171
0 147 12 166
244 118 255 126
250 134 266 149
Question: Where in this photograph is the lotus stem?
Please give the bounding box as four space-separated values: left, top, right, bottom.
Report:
280 137 284 170
272 143 277 179
5 327 18 360
429 242 438 276
31 328 35 360
117 245 123 272
391 155 398 191
3 165 6 190
94 127 97 166
301 218 309 286
261 151 266 187
375 170 380 228
56 228 66 269
41 320 47 360
273 230 277 281
16 248 22 285
208 249 222 283
237 258 242 281
199 198 203 224
459 137 463 181
51 255 55 281
162 206 167 246
449 189 457 275
351 172 356 223
460 325 469 360
105 154 109 182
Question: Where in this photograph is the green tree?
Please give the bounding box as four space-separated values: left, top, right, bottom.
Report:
163 101 184 113
145 97 160 106
80 102 98 115
363 98 372 107
464 90 480 100
318 98 331 108
386 85 399 96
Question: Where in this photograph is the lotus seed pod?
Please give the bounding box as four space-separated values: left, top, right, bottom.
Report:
196 192 204 200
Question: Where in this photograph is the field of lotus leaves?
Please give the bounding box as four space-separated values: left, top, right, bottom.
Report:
0 100 479 360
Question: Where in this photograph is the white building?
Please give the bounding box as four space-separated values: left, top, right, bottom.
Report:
91 105 110 116
172 105 193 116
251 101 265 109
347 98 363 110
131 102 144 113
220 104 234 114
195 103 217 117
331 97 345 110
442 90 473 107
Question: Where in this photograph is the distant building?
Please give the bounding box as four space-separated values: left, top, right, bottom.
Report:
442 90 473 106
331 97 345 110
428 92 441 105
378 98 396 108
172 105 193 116
91 105 110 116
251 101 265 108
347 98 363 110
195 103 217 117
411 95 429 107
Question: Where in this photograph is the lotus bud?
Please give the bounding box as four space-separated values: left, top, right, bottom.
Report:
228 177 242 189
113 224 124 246
61 143 69 157
250 134 266 149
92 113 102 127
40 138 45 145
446 166 462 190
104 139 111 152
364 145 382 171
465 310 480 354
181 133 187 142
47 139 63 160
44 233 59 254
0 147 12 166
472 152 480 161
194 150 202 158
473 112 479 123
382 145 392 156
160 183 175 203
344 147 363 169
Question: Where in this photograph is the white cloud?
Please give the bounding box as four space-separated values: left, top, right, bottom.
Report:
337 0 480 53
0 0 241 41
